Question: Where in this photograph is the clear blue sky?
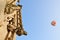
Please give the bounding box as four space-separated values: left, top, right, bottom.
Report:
16 0 60 40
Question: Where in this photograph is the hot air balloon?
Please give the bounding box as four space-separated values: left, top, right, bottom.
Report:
51 20 56 26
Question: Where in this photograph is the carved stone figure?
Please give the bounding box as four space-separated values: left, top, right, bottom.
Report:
0 0 27 40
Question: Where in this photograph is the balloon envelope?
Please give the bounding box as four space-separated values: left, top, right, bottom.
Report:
51 20 56 26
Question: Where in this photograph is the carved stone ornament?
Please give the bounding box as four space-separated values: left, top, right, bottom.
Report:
0 0 27 40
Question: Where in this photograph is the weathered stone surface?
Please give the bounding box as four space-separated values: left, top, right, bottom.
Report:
0 0 16 40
